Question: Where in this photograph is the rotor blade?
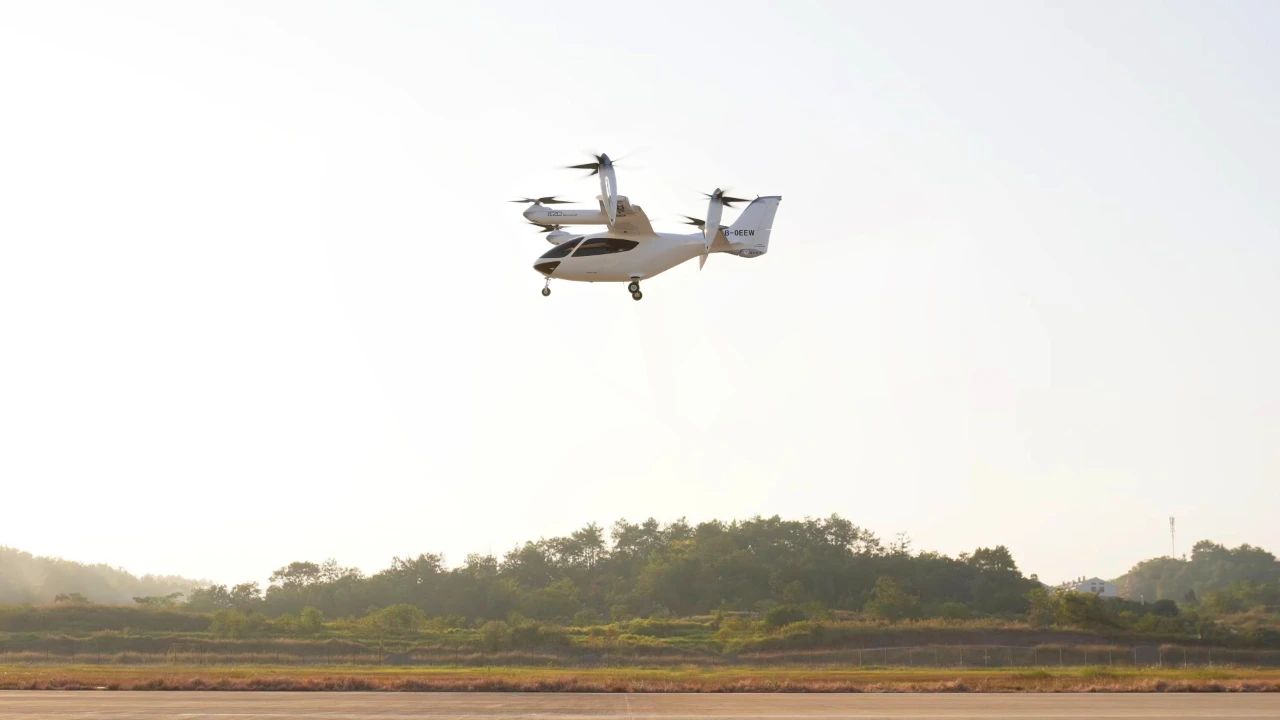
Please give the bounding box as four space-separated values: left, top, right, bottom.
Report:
567 162 601 175
700 189 751 208
512 196 572 205
601 161 618 225
681 215 706 228
704 194 724 247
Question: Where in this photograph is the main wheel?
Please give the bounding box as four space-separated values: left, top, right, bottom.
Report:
632 290 643 301
541 287 551 297
627 281 640 293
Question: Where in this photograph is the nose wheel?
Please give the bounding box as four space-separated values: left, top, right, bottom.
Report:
541 278 551 297
628 280 642 301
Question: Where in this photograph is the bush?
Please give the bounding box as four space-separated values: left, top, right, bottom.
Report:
624 617 710 637
298 607 324 634
479 620 509 651
865 577 919 622
0 605 209 633
571 609 602 627
210 609 265 638
1248 627 1280 648
362 604 426 635
764 605 808 628
508 618 568 649
1056 592 1113 628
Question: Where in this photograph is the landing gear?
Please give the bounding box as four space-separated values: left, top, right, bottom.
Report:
541 278 551 297
632 290 643 301
628 279 642 301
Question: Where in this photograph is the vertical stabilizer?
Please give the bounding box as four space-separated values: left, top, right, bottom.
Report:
722 196 781 258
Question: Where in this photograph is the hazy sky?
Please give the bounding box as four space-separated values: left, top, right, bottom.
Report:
1 1 1277 588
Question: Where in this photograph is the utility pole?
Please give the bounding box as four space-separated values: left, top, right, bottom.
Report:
1169 517 1176 558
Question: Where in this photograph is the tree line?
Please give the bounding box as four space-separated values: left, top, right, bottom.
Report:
1116 540 1280 609
183 516 1041 623
0 546 194 606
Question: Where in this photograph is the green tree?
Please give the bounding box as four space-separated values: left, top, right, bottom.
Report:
865 576 918 621
229 582 262 609
967 546 1019 573
1056 591 1112 628
210 608 264 637
363 604 427 634
298 606 324 634
479 620 509 651
1026 587 1057 628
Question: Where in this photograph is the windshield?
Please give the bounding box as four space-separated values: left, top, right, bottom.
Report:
573 237 639 257
540 238 581 259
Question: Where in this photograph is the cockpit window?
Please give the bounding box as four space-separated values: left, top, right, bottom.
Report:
540 238 581 259
573 237 639 257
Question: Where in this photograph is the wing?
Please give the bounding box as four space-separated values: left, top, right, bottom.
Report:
608 199 655 236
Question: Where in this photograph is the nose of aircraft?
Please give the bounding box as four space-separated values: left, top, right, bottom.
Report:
534 260 560 276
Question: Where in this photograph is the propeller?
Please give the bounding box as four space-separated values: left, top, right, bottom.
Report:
695 189 750 270
566 152 622 175
526 221 564 233
701 188 750 208
510 196 573 205
566 153 618 225
701 188 749 242
681 216 728 231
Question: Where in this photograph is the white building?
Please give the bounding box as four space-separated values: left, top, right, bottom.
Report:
1063 576 1119 598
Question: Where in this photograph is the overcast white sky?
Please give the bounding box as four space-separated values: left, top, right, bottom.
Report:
1 1 1277 588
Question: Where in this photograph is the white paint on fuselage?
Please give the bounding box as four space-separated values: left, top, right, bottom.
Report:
542 232 707 282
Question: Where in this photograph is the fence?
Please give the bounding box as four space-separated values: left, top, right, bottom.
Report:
3 644 1280 668
828 644 1280 668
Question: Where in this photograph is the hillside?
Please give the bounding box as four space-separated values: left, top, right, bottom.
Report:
1114 541 1280 606
0 546 198 605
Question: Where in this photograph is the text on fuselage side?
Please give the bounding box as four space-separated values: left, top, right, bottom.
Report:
726 229 756 237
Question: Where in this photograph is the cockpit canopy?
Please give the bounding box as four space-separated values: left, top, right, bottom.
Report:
540 237 582 259
572 237 639 256
540 236 640 260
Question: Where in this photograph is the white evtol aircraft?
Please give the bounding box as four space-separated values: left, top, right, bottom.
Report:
514 153 780 300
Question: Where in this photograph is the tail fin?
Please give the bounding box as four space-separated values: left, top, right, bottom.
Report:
722 196 781 258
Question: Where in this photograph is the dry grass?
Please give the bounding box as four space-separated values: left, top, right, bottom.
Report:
1 664 1278 692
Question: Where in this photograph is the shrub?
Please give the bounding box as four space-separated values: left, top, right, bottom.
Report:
210 609 266 638
865 578 919 622
479 620 509 651
764 605 807 628
362 605 426 635
298 607 324 634
937 602 972 620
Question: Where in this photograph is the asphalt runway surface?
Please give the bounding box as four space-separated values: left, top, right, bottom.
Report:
2 692 1279 719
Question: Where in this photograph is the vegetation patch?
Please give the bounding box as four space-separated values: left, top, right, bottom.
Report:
2 664 1279 692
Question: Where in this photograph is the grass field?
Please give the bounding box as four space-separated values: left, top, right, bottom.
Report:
2 664 1279 692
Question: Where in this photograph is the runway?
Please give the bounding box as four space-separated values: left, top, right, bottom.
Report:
1 691 1278 719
